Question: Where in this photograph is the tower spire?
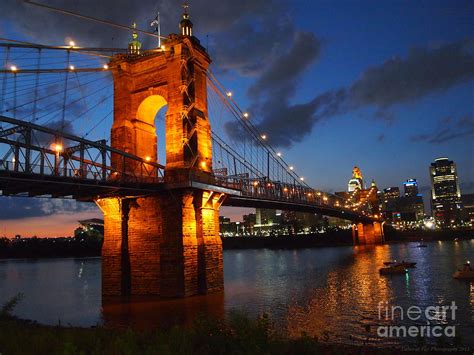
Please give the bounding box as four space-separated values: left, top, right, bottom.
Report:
128 22 142 55
179 2 193 36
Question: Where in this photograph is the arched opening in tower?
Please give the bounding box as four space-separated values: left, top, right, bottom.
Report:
135 94 168 165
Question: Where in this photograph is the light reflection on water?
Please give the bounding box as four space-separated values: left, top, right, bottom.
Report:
0 240 473 345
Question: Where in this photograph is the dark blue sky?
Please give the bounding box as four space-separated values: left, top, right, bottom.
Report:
216 0 473 195
0 0 473 233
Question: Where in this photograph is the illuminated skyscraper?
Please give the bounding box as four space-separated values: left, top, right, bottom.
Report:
430 158 462 227
403 178 419 197
348 166 364 192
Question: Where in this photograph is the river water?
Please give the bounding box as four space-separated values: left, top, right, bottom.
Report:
1 240 473 346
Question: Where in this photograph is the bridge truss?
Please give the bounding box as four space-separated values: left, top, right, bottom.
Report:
0 39 378 222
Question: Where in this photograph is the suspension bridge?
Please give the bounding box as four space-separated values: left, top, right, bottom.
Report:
0 3 383 297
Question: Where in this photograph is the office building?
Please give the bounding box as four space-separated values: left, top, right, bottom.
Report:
403 179 419 197
430 158 462 227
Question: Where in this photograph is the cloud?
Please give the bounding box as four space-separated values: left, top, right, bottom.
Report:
225 31 324 146
239 39 474 147
411 114 474 144
248 31 322 98
0 197 97 220
348 40 474 108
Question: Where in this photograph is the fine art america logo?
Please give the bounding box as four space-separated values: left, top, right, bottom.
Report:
377 301 457 338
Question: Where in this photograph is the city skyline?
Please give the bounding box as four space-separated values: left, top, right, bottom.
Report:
0 0 473 236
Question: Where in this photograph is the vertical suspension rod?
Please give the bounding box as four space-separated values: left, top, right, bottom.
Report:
0 47 10 120
32 48 42 121
60 50 70 132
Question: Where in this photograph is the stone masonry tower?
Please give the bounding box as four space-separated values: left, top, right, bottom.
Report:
96 5 224 298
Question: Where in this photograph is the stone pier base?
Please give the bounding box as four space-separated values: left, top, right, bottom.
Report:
354 222 384 244
96 189 224 297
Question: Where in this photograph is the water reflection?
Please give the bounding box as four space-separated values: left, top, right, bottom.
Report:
102 293 225 330
0 240 473 346
471 283 474 322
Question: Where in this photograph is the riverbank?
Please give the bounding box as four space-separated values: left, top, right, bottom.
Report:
1 229 472 258
222 229 473 249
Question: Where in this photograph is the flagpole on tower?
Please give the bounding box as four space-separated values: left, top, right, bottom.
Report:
151 12 161 48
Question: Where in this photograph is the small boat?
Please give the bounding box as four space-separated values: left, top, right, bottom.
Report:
383 260 416 268
379 265 408 275
453 262 474 280
416 240 427 247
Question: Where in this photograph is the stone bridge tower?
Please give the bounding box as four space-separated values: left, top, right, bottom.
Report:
96 6 225 298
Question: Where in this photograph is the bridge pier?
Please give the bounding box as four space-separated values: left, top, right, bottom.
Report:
354 222 384 245
96 189 224 298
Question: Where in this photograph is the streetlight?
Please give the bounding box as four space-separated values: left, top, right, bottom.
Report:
226 91 232 97
10 65 17 72
53 143 63 153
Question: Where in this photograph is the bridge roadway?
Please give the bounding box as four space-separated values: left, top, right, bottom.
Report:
0 168 373 223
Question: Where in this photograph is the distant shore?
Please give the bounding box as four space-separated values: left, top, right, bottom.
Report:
0 229 472 259
222 229 473 249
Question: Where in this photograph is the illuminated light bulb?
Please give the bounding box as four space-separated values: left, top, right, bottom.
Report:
69 65 75 70
161 45 166 51
200 161 207 168
307 193 312 197
12 157 16 163
103 64 109 70
261 134 267 140
300 177 304 181
10 65 17 72
243 112 249 118
276 152 282 157
69 41 75 47
53 143 63 152
145 156 151 162
226 91 232 97
289 166 294 170
283 187 288 192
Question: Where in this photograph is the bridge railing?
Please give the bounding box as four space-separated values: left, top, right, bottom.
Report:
0 116 165 185
213 174 352 211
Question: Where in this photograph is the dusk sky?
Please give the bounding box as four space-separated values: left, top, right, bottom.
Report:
0 0 473 237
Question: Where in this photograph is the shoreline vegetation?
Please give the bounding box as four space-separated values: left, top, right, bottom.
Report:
0 229 472 259
0 296 470 355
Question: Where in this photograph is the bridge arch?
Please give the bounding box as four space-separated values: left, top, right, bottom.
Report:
136 94 168 126
134 94 168 165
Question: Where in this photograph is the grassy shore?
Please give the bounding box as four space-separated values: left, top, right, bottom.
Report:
0 296 471 354
0 315 407 355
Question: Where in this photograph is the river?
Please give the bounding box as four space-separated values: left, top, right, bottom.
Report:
1 239 473 346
